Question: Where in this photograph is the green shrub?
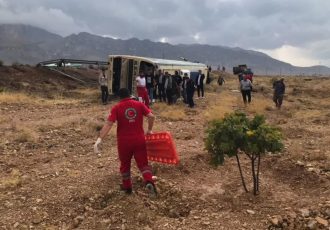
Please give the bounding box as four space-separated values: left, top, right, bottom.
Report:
205 111 283 195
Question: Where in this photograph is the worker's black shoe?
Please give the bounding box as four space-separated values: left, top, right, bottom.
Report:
145 182 157 198
120 185 132 194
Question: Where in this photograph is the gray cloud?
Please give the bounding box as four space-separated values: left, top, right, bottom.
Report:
0 0 330 66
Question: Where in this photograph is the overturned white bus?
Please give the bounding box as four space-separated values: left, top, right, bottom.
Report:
107 55 208 95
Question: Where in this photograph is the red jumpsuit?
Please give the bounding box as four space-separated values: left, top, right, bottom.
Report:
137 86 150 108
108 98 153 190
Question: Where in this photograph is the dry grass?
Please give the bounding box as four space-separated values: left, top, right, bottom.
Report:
203 91 236 121
0 169 22 190
2 120 39 144
0 116 10 125
14 127 39 143
205 82 219 93
73 88 100 102
307 151 329 161
81 118 113 137
246 97 272 114
0 91 80 105
74 88 99 97
152 103 186 121
0 92 36 104
294 109 323 120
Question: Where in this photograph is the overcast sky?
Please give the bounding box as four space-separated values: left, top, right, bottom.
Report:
1 0 330 67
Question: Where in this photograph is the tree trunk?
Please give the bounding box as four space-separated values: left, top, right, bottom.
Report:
256 154 261 192
251 154 258 195
235 154 248 193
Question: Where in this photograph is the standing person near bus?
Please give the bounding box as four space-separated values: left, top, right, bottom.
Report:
93 88 157 196
186 77 196 108
156 70 166 102
195 70 205 98
99 69 109 105
173 71 182 101
136 71 150 108
145 70 155 104
164 72 175 105
182 73 189 104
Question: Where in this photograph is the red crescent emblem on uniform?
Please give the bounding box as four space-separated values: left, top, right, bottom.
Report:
125 108 137 120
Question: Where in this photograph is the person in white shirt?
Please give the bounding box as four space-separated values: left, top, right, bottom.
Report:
98 69 108 105
136 71 150 107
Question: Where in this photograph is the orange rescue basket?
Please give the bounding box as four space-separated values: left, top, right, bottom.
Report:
145 132 179 165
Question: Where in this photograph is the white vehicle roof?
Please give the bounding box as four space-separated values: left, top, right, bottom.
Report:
109 55 207 68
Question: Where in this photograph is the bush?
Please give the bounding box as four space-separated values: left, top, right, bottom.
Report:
0 60 3 66
12 62 23 70
205 111 283 195
12 62 21 67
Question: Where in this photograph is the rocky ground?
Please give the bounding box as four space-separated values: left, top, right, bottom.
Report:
0 66 329 229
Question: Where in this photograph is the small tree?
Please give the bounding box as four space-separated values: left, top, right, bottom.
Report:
205 112 283 195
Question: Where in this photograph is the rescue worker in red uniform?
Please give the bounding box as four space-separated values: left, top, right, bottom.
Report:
94 88 157 196
136 71 150 108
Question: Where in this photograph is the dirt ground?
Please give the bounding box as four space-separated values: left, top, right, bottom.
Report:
0 66 329 230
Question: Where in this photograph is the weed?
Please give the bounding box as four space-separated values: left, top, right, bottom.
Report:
14 127 38 143
307 151 329 161
0 169 22 189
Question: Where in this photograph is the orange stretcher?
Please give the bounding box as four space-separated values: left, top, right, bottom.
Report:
145 132 179 165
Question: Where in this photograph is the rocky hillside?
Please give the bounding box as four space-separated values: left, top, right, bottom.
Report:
1 24 330 75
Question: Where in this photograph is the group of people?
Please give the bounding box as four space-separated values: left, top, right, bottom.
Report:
238 73 286 109
98 68 206 109
100 67 286 110
135 69 205 108
95 68 287 198
94 69 206 197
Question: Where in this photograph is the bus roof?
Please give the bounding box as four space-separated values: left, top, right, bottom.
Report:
108 55 207 68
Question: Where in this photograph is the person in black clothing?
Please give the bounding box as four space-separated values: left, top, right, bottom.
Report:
174 71 182 85
156 70 166 102
273 78 286 109
153 71 158 101
173 71 182 102
217 74 225 86
238 73 244 82
195 70 205 98
186 78 196 108
206 66 212 84
164 72 174 105
182 73 189 104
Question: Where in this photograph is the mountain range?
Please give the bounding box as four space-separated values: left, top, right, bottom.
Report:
1 24 329 75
